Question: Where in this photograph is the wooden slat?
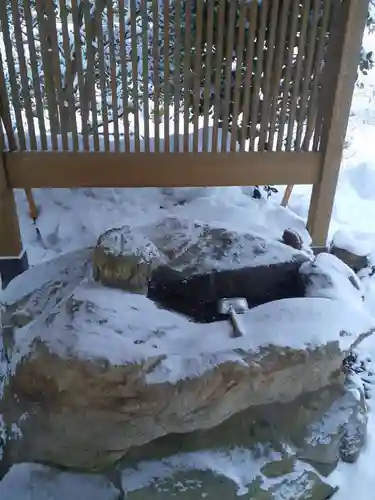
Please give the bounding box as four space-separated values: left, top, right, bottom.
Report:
303 0 332 151
307 0 368 246
130 0 140 152
84 2 100 151
267 0 292 151
35 0 59 150
172 0 181 152
0 53 17 151
258 0 280 151
6 151 321 188
313 0 340 151
23 0 47 150
183 0 192 152
202 0 215 152
10 0 37 150
0 1 26 150
276 1 299 151
108 1 120 152
230 0 247 152
59 0 79 151
240 0 258 151
119 0 130 153
141 0 150 152
285 0 312 151
250 0 269 150
0 143 23 257
211 0 225 152
45 0 68 150
295 0 321 151
71 0 89 150
220 1 237 152
97 5 110 152
192 0 204 152
163 0 170 152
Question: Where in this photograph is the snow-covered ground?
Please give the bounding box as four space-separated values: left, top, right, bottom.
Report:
5 27 375 500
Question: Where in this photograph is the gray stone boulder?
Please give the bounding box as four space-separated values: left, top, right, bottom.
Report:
0 248 92 362
300 252 364 307
0 463 121 500
93 225 166 294
290 374 368 475
119 457 337 499
330 229 371 273
88 215 313 322
1 252 374 471
143 216 311 322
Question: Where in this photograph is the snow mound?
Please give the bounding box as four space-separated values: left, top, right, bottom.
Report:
12 280 375 384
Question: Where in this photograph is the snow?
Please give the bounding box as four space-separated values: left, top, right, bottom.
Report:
331 228 372 257
15 187 312 267
120 447 283 496
3 16 375 500
8 276 374 385
0 463 120 500
300 252 364 309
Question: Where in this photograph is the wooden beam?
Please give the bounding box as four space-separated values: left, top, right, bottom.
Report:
4 151 321 188
307 0 369 247
0 152 23 258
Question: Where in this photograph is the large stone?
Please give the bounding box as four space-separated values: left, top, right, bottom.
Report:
1 259 374 471
290 374 368 475
93 226 165 294
0 463 121 500
330 229 371 273
300 252 364 306
0 248 92 362
144 216 310 322
120 462 337 500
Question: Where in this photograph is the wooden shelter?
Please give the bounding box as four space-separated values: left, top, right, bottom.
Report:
0 0 369 285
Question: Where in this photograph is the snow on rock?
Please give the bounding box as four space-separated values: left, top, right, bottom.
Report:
140 215 310 272
93 225 166 293
0 248 92 314
119 449 336 499
2 269 374 470
300 252 365 310
292 375 368 476
0 463 120 500
331 228 373 258
17 187 312 269
330 228 372 273
9 282 375 381
1 220 374 472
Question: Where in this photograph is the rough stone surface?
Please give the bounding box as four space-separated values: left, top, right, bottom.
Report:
120 465 337 500
93 226 165 294
2 285 373 471
300 252 364 305
330 245 369 273
145 216 309 322
0 463 121 500
290 375 368 475
330 229 371 273
282 228 304 251
0 223 373 474
0 248 92 362
117 404 340 499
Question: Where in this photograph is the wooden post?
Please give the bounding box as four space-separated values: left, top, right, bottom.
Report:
0 116 28 287
0 150 28 287
307 0 369 247
0 152 22 258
